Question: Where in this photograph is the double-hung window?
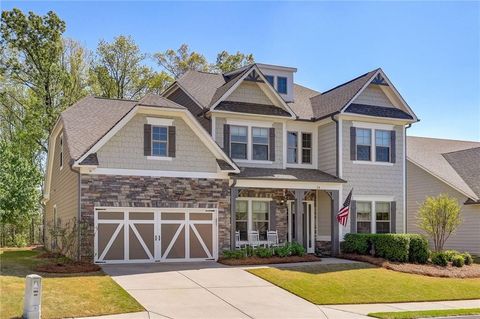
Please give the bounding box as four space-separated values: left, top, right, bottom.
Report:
252 127 269 160
230 125 248 160
152 126 168 156
287 132 298 163
375 202 391 233
356 201 372 233
356 128 372 161
252 201 269 240
375 130 391 162
301 133 312 164
236 201 248 241
236 199 270 241
277 76 287 94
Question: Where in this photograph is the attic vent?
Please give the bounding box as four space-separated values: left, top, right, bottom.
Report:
371 74 388 86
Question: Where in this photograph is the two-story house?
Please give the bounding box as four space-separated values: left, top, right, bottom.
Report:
43 63 418 263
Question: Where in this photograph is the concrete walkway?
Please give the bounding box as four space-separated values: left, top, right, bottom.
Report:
98 261 480 319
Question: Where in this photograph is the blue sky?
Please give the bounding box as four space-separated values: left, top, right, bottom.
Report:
3 1 479 141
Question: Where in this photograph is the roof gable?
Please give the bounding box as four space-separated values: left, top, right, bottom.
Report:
443 147 480 200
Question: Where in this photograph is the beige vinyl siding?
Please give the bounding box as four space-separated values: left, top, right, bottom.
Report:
45 131 79 251
226 81 272 105
316 190 332 238
342 120 405 232
353 84 394 107
97 114 218 172
407 161 480 255
318 122 337 176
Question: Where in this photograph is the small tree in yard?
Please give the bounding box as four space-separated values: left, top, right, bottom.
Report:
417 194 461 252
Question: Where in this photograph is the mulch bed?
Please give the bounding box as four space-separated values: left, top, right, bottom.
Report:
341 253 480 278
34 262 101 273
36 251 64 259
218 254 321 266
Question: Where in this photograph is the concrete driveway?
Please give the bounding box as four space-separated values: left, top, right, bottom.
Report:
102 262 368 319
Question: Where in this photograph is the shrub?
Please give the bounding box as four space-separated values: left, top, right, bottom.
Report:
274 245 290 257
452 254 465 267
444 250 460 262
371 234 410 262
255 247 273 258
431 252 448 266
408 234 429 264
463 252 473 265
341 233 371 255
288 241 305 256
222 249 245 259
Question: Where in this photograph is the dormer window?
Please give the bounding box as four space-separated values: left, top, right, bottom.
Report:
277 77 287 94
265 75 274 86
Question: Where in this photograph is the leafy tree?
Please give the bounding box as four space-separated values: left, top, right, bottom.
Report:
90 35 171 99
154 44 209 78
214 50 254 73
417 194 462 252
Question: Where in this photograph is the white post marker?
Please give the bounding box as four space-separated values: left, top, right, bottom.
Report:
23 274 42 319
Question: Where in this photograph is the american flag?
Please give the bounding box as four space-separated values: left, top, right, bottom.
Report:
337 189 353 226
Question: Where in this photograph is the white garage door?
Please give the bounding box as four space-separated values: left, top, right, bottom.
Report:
94 207 217 264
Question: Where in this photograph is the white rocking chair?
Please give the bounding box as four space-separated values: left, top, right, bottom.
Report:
267 230 279 248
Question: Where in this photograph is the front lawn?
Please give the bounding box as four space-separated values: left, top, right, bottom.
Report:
369 308 480 319
0 247 143 319
248 263 480 304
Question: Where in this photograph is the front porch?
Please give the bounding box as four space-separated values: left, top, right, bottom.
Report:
230 167 345 256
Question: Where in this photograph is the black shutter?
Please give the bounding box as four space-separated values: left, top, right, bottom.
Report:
269 200 276 231
269 127 275 161
390 201 396 233
168 126 176 157
390 130 396 163
350 126 356 160
350 200 357 233
223 124 230 155
144 124 151 156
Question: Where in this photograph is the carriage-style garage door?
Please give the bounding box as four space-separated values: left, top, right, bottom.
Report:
94 207 217 264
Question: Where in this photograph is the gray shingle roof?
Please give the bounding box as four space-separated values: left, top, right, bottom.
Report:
407 136 480 201
346 103 413 120
138 94 186 109
287 84 319 120
235 167 345 183
208 66 254 107
176 71 225 108
216 101 291 117
216 159 235 171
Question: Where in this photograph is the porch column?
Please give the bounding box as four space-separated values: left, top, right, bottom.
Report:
330 190 340 256
230 187 238 250
294 189 306 247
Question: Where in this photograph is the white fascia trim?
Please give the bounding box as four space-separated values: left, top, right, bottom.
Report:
407 158 478 201
339 113 415 125
43 120 64 202
352 121 394 131
353 195 395 202
226 118 273 128
146 117 174 126
235 159 274 165
210 110 291 121
234 178 343 190
86 168 229 179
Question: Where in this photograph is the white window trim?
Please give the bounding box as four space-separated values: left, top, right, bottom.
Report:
59 133 64 170
354 199 392 234
353 125 394 165
251 126 270 161
352 121 394 131
236 197 272 244
146 117 174 126
151 125 169 158
146 156 173 161
228 122 274 162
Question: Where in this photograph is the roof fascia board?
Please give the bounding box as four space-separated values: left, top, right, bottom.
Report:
337 113 416 125
209 109 292 121
407 158 478 201
256 63 297 72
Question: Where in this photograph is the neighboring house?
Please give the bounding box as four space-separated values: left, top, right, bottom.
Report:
43 63 418 263
407 136 480 255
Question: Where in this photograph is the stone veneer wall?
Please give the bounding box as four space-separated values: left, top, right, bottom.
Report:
79 174 230 261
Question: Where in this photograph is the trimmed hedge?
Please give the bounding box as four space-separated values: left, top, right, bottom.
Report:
342 233 430 264
431 251 448 266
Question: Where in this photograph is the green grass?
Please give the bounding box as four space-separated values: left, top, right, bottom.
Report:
369 308 480 319
0 247 143 319
248 263 480 305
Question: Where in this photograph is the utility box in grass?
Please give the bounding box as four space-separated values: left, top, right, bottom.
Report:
23 274 42 319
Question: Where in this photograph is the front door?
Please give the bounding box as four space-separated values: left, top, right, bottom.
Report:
287 201 315 253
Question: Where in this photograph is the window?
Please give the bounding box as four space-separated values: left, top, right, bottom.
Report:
265 75 274 86
356 128 371 161
252 201 269 240
230 125 248 159
59 134 63 169
301 133 312 164
287 131 298 163
356 202 372 233
236 201 248 241
375 202 391 233
277 76 287 94
252 127 269 161
152 126 168 156
375 130 391 162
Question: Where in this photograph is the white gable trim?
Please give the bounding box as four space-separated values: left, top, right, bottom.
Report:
407 158 478 201
72 106 240 173
210 65 297 118
340 69 418 121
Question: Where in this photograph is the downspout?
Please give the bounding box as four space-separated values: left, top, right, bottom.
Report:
331 115 339 177
404 123 412 233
